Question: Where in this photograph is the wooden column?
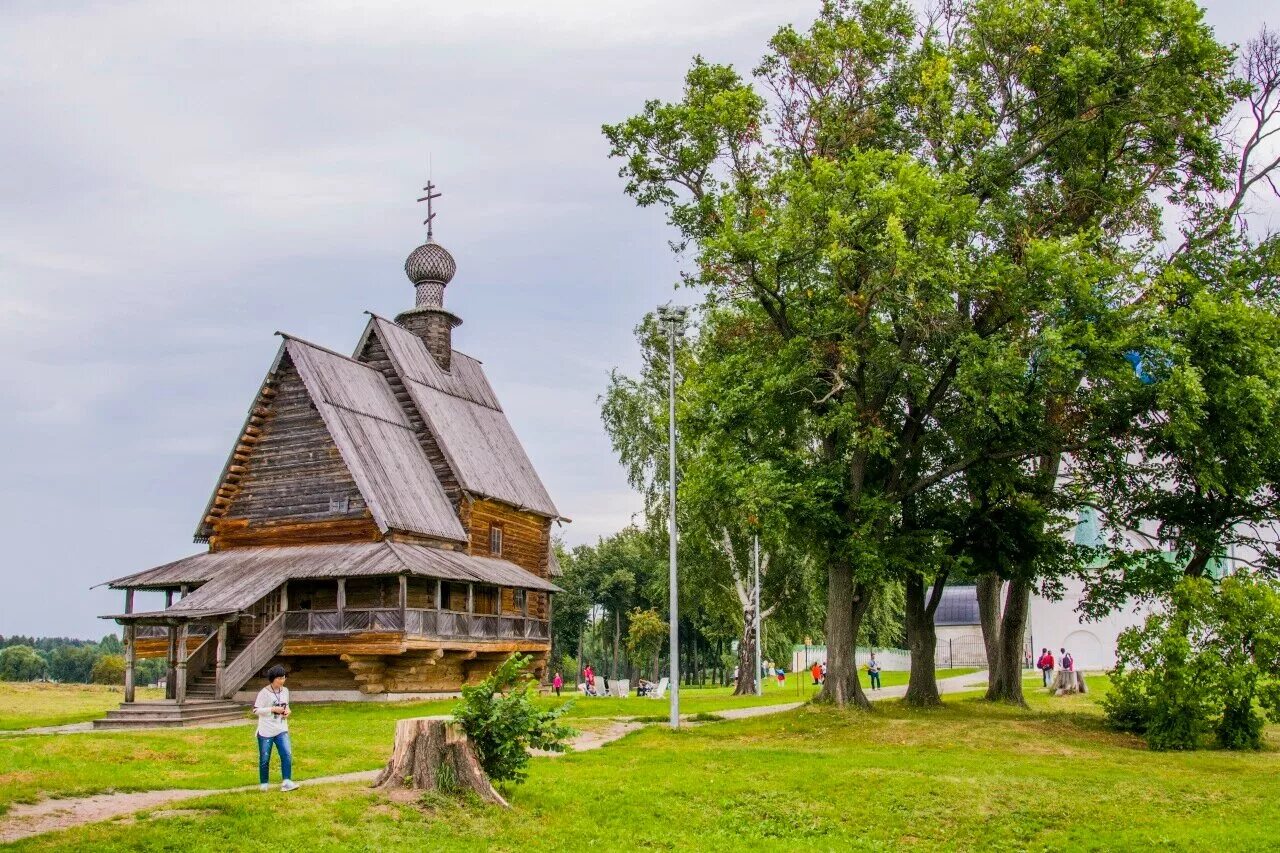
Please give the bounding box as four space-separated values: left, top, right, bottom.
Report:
280 581 289 613
123 623 136 703
165 590 174 609
337 578 347 615
215 622 228 698
467 584 475 614
435 579 442 611
174 623 188 705
521 588 529 618
124 589 135 615
166 625 178 700
180 584 190 599
399 575 408 625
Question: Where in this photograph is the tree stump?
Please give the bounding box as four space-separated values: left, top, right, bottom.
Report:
1053 670 1081 695
373 717 508 807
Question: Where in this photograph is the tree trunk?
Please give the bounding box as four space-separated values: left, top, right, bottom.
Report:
904 573 941 707
577 631 583 682
611 610 620 680
374 717 507 807
987 578 1031 706
976 572 1004 699
733 602 758 696
817 560 871 709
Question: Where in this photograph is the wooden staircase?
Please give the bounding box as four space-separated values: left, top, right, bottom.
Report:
94 616 284 730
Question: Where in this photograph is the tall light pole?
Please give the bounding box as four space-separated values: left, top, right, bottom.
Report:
657 303 688 729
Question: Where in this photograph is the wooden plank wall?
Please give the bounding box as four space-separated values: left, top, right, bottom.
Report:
211 356 379 549
462 498 553 620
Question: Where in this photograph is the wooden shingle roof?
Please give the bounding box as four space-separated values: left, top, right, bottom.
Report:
103 541 562 620
362 316 560 518
286 337 468 543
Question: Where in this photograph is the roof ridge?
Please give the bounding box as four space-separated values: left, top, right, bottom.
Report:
278 332 384 373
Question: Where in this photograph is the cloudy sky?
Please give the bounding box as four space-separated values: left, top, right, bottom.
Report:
0 0 1273 638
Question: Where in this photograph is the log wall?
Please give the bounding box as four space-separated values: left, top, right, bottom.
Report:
208 356 379 550
462 499 552 620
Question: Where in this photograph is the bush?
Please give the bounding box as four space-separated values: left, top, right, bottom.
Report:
91 655 125 685
1104 576 1280 750
452 654 575 786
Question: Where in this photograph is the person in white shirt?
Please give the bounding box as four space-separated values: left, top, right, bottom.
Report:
253 665 298 792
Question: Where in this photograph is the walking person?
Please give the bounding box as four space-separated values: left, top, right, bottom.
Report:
810 661 823 685
253 665 298 792
553 671 563 697
867 653 882 691
583 663 595 695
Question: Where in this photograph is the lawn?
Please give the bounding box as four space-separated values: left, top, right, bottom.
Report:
0 684 163 730
0 670 974 813
9 677 1278 852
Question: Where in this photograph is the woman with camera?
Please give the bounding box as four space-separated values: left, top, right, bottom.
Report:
253 665 299 792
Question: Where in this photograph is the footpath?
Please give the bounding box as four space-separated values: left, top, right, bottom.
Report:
0 670 989 843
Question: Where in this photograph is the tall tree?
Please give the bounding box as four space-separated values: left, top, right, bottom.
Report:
605 0 1239 707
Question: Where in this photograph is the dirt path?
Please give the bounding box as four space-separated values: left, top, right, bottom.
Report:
0 671 990 843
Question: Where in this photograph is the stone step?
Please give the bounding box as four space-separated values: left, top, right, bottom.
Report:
93 700 248 730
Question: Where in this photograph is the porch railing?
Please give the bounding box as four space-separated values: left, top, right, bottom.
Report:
284 608 549 641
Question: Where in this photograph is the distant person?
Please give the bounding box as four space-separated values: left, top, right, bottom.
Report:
810 662 823 685
867 654 882 691
552 671 563 697
1060 648 1074 672
253 665 298 792
820 661 827 683
583 663 595 696
1037 648 1054 686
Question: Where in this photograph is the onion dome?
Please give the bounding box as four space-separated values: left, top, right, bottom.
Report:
404 238 456 285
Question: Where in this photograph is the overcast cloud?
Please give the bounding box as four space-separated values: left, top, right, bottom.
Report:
0 0 1274 638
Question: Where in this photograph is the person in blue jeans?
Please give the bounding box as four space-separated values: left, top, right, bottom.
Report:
867 653 882 690
253 665 298 792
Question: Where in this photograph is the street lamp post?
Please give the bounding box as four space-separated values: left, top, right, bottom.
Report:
657 303 688 729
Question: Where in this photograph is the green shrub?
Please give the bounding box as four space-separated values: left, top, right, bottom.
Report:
452 653 575 786
1104 576 1280 750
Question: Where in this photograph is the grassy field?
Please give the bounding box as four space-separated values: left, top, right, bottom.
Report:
0 670 974 813
0 684 163 730
9 677 1278 851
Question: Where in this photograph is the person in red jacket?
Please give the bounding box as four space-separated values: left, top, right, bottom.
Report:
1037 648 1055 686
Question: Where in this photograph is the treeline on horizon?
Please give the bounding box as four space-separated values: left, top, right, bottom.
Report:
0 634 165 685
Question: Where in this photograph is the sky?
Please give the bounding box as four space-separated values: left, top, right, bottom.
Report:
0 0 1274 639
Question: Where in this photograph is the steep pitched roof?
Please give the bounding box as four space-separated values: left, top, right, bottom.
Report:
194 336 467 544
359 316 560 518
284 337 467 543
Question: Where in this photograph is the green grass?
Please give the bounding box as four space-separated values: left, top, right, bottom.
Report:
553 667 975 719
0 683 164 730
0 671 972 813
10 677 1278 852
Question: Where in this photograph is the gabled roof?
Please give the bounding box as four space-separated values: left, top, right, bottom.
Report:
284 337 467 543
103 542 561 620
360 316 560 519
194 336 467 545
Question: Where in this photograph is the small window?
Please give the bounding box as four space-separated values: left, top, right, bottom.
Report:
489 523 503 556
513 588 526 612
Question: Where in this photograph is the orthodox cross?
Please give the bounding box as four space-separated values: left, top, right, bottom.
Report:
417 181 442 238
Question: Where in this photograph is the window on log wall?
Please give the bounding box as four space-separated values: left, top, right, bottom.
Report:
488 523 503 557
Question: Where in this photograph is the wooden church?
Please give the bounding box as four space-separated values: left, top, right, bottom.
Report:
96 186 563 727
